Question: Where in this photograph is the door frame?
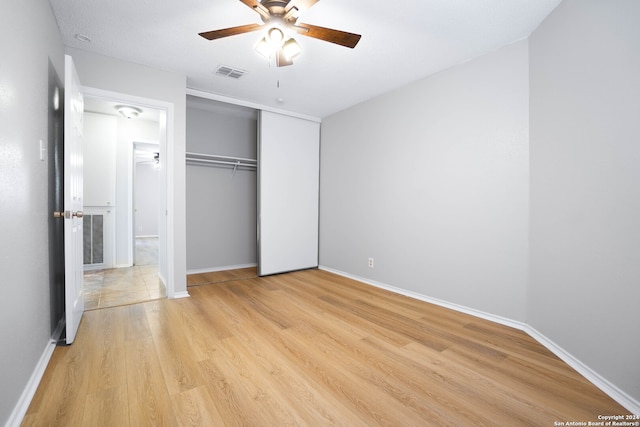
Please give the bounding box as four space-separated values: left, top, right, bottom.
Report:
82 86 176 298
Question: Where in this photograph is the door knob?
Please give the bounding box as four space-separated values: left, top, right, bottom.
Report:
53 210 84 219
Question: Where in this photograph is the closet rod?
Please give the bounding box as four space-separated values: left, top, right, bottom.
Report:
185 151 256 165
186 158 256 168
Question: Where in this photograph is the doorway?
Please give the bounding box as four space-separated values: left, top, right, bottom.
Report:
81 96 167 310
133 141 161 266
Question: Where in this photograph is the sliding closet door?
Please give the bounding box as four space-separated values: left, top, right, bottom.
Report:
258 111 320 276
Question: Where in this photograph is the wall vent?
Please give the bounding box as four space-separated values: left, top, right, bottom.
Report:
83 214 104 265
215 65 247 79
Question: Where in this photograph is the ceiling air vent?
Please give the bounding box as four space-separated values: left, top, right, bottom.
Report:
214 65 246 79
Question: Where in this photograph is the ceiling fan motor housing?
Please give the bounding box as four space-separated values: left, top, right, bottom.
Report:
260 0 299 25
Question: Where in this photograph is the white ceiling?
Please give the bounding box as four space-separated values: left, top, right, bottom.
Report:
50 0 561 119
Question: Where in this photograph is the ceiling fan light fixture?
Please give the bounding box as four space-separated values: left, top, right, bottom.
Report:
282 37 302 61
255 37 272 59
267 26 285 47
276 48 294 67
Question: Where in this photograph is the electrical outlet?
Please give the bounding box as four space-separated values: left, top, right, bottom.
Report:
368 258 374 268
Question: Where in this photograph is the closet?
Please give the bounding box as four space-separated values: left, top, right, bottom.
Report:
186 96 320 276
186 96 258 273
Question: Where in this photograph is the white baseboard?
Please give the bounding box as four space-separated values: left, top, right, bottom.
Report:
115 263 133 269
186 263 257 276
173 291 190 299
5 340 57 427
318 265 640 415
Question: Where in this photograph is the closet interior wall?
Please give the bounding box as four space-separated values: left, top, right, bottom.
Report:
185 96 258 273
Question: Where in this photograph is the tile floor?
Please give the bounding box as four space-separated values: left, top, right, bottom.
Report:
83 237 166 310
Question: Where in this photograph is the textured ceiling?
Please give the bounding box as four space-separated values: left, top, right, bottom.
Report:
50 0 561 118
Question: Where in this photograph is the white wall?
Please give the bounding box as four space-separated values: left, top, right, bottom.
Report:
83 113 117 206
529 0 640 404
0 0 64 424
320 40 530 321
67 47 187 296
186 99 257 271
83 113 118 269
135 162 160 237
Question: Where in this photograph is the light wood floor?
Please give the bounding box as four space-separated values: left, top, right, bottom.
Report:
24 269 629 426
186 266 257 287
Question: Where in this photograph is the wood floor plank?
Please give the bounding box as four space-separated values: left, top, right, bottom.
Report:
171 386 226 427
186 267 257 287
124 336 174 426
144 300 205 396
82 385 129 426
197 357 267 426
87 307 128 393
170 296 227 362
25 268 631 426
216 335 310 426
124 303 153 342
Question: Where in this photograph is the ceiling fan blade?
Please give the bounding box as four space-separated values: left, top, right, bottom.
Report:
199 23 264 41
293 23 361 48
238 0 270 19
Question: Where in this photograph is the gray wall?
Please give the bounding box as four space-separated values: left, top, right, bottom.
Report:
0 0 64 424
186 98 258 271
320 40 530 322
529 0 640 402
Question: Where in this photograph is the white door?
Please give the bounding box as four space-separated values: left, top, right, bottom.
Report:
258 111 320 276
63 55 85 344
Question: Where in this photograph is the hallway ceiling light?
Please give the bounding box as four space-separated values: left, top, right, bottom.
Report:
116 105 142 119
74 33 91 43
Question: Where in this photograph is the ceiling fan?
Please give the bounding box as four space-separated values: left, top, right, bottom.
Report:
199 0 361 66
